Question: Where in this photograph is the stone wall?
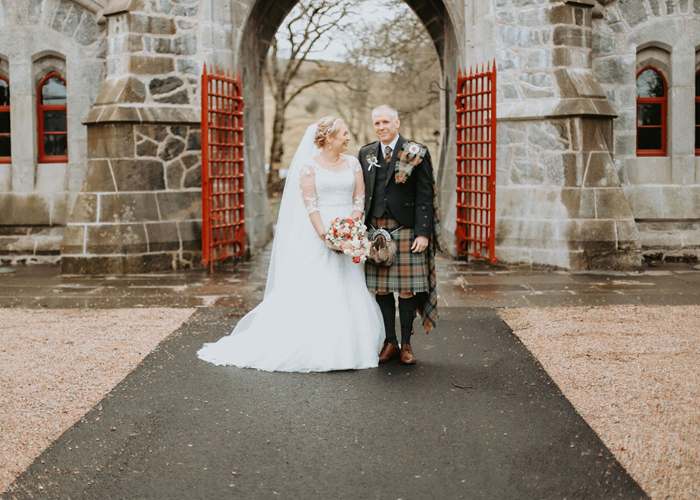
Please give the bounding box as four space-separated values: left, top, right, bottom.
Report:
0 0 105 263
61 122 203 273
591 0 700 260
484 0 642 269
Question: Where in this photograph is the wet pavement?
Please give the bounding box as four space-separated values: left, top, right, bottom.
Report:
0 248 699 309
3 308 647 499
2 249 695 498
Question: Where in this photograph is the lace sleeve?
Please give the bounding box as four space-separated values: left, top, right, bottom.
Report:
299 164 319 215
352 162 365 213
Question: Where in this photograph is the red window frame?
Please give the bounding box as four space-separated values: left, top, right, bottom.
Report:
37 72 68 163
0 75 10 164
696 70 700 157
636 66 667 157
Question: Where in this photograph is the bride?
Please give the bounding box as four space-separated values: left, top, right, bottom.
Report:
197 117 385 372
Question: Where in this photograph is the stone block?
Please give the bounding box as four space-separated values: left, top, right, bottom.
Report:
68 194 98 223
123 253 175 273
183 166 201 188
111 159 166 191
35 163 67 192
99 192 160 222
186 130 201 151
575 219 617 251
530 248 571 270
681 230 700 248
136 138 159 157
672 156 695 185
154 89 190 104
617 0 650 27
129 55 175 75
60 225 86 254
85 224 148 254
0 193 52 225
583 152 620 187
497 49 524 71
61 255 125 275
149 75 184 95
82 160 118 192
581 118 612 151
178 220 202 250
640 230 682 249
0 164 10 192
128 13 176 34
626 157 671 185
595 187 634 219
614 134 636 156
593 55 635 85
181 153 200 169
592 32 617 54
137 124 168 142
165 159 185 189
552 26 588 48
615 219 641 251
511 159 544 184
75 12 103 46
498 25 540 48
88 124 135 159
160 136 186 161
145 221 180 251
156 191 201 220
177 59 199 75
527 123 567 151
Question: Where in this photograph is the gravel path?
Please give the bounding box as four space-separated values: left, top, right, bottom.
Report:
500 306 700 500
0 308 194 494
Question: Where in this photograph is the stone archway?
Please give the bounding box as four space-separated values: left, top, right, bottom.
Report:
237 0 467 255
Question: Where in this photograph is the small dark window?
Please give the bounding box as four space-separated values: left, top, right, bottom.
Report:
636 67 667 157
37 73 67 163
0 76 10 162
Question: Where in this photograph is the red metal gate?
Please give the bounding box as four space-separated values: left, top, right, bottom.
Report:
455 62 498 263
201 65 245 272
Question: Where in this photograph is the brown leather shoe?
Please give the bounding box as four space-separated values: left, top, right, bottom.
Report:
378 342 400 362
400 344 417 365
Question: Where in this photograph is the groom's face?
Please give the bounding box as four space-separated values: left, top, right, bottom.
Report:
373 110 400 144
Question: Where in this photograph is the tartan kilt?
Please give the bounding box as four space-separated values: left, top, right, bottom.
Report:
365 215 429 293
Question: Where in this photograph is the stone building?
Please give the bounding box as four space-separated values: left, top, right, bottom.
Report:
0 0 698 272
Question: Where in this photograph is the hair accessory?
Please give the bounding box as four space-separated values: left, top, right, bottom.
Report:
325 118 342 136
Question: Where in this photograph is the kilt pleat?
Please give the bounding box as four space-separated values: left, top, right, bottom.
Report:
365 215 429 293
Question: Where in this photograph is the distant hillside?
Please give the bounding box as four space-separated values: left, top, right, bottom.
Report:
263 58 441 173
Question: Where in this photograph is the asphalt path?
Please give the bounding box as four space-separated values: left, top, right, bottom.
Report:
4 307 647 499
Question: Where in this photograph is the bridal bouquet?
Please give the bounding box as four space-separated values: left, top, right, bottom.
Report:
325 217 372 264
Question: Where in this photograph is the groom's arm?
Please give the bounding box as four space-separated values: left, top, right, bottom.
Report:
413 149 434 240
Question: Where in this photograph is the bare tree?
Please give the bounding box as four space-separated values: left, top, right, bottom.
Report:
336 0 441 146
265 0 353 187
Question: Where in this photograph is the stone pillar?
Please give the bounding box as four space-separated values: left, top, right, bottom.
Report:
494 0 641 269
61 0 204 273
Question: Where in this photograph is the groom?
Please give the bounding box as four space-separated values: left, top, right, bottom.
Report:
359 105 440 365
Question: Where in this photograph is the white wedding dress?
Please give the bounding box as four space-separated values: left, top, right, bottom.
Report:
197 126 385 372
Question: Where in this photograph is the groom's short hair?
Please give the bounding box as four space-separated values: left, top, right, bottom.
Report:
372 105 399 121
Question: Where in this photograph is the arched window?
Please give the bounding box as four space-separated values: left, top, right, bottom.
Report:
37 73 67 163
696 71 700 156
0 76 10 163
636 66 667 156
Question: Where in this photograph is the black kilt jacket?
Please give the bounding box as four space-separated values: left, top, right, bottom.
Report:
358 135 435 238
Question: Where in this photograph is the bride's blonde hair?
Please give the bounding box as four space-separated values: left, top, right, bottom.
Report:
314 116 344 148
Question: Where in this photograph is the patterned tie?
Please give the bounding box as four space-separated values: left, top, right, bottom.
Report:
384 145 392 165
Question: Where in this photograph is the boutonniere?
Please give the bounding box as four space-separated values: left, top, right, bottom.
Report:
366 154 379 171
395 142 427 183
